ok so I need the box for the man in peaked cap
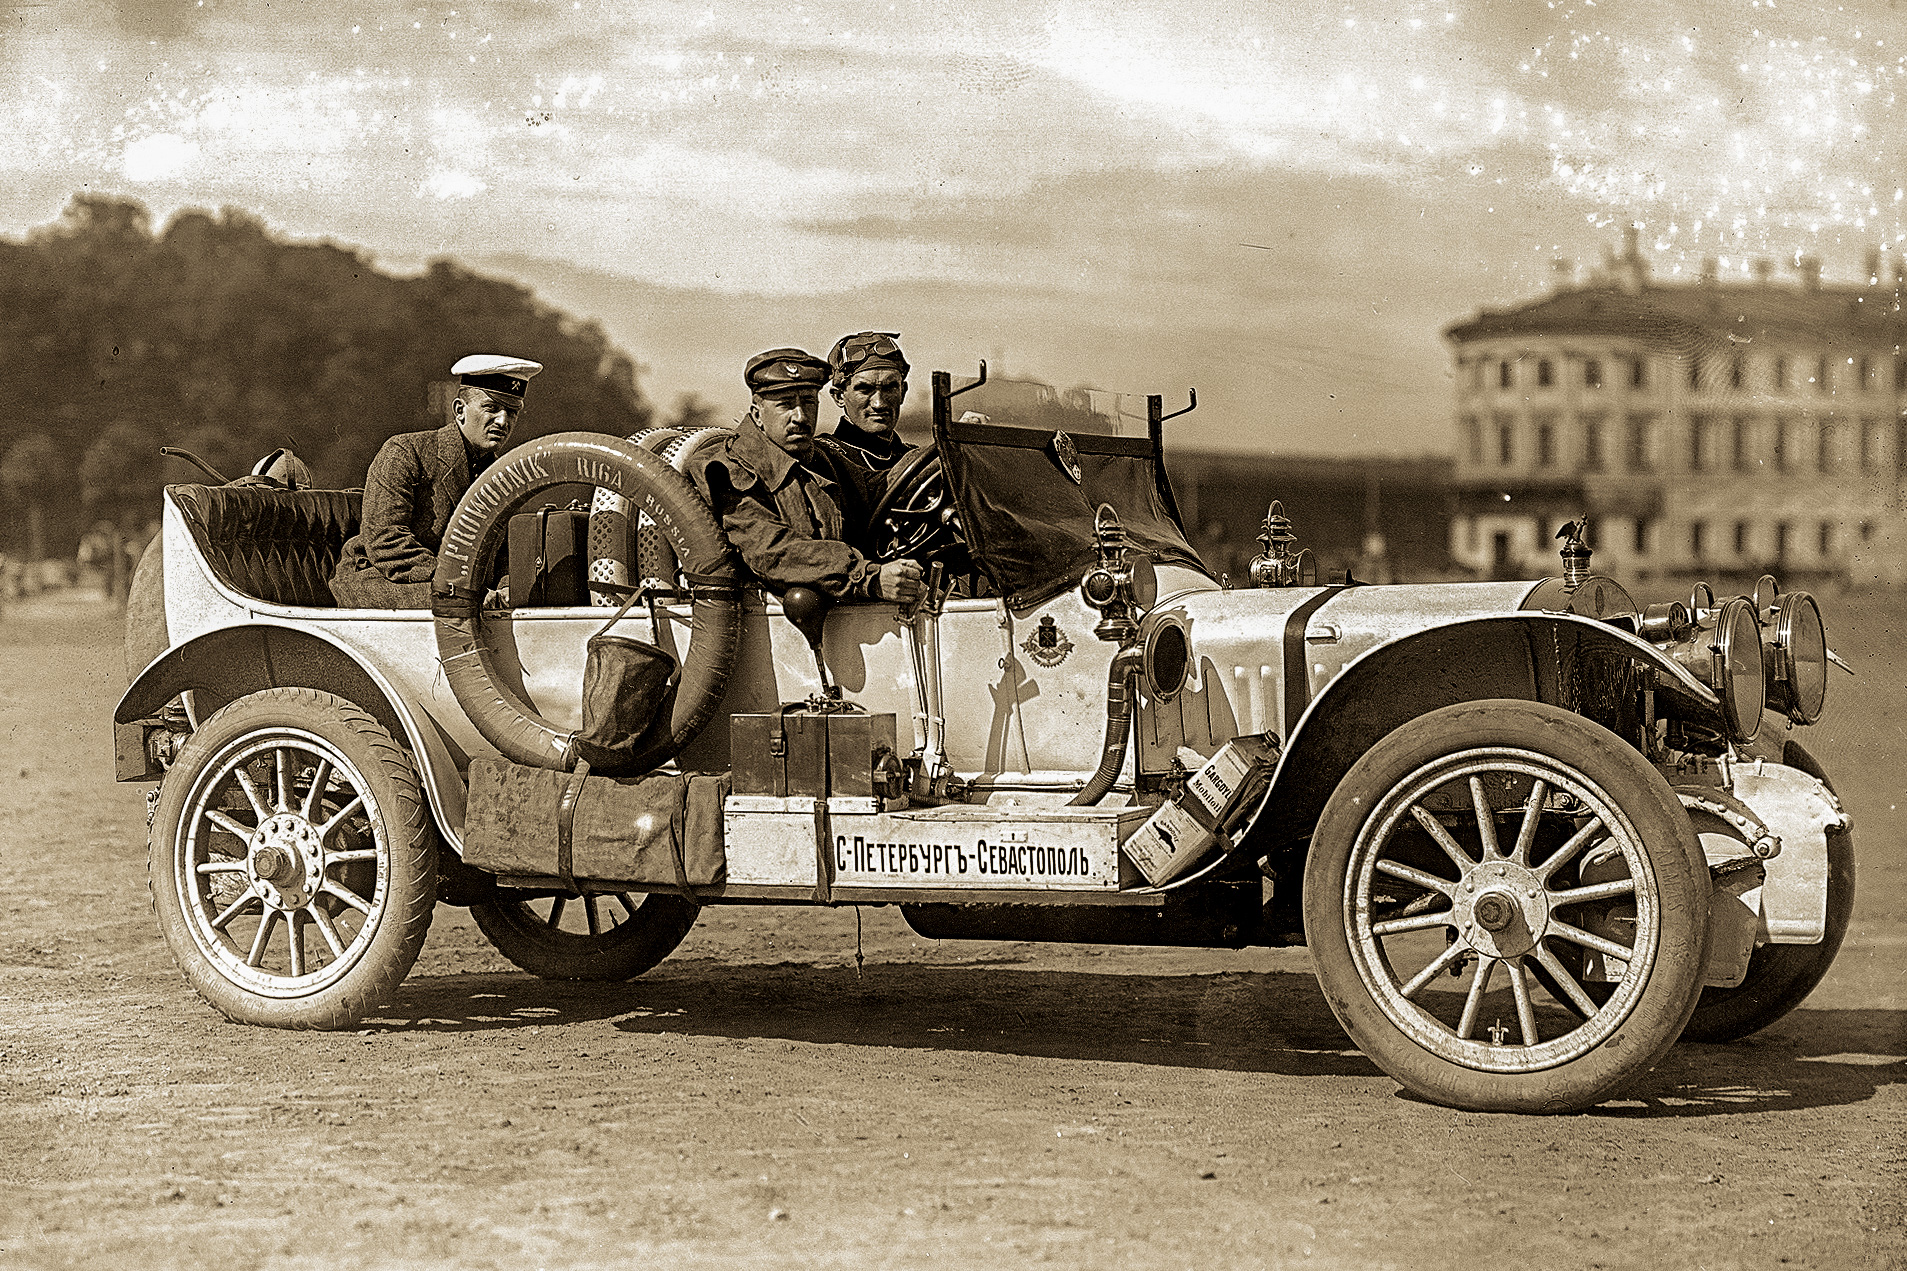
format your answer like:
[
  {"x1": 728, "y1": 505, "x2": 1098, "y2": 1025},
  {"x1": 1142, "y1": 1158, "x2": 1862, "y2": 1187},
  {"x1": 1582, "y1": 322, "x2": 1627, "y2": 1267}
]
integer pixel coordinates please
[
  {"x1": 816, "y1": 330, "x2": 911, "y2": 473},
  {"x1": 329, "y1": 354, "x2": 541, "y2": 608},
  {"x1": 691, "y1": 347, "x2": 923, "y2": 605}
]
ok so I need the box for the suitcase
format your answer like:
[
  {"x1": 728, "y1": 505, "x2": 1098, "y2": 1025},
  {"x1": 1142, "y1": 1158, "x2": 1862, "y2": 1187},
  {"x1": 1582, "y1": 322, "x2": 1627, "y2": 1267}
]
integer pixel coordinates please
[
  {"x1": 729, "y1": 708, "x2": 901, "y2": 799},
  {"x1": 507, "y1": 504, "x2": 590, "y2": 606}
]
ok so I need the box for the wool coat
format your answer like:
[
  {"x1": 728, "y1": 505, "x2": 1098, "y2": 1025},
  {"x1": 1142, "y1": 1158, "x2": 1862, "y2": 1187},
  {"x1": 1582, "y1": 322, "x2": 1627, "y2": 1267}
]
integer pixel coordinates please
[{"x1": 331, "y1": 422, "x2": 490, "y2": 601}]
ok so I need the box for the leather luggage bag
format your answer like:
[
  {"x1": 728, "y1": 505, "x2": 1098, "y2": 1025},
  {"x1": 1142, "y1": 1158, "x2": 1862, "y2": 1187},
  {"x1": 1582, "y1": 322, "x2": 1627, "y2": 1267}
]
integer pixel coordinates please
[
  {"x1": 573, "y1": 586, "x2": 679, "y2": 775},
  {"x1": 507, "y1": 503, "x2": 589, "y2": 606}
]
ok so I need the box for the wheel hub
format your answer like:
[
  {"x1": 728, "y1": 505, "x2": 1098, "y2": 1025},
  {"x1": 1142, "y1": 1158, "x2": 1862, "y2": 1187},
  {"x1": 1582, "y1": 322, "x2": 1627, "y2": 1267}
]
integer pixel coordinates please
[
  {"x1": 248, "y1": 813, "x2": 322, "y2": 910},
  {"x1": 1458, "y1": 860, "x2": 1547, "y2": 959},
  {"x1": 1472, "y1": 891, "x2": 1517, "y2": 931}
]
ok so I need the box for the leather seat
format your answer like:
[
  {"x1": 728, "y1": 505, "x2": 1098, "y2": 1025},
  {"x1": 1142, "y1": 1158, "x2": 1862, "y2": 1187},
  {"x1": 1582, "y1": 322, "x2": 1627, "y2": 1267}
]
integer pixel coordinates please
[{"x1": 169, "y1": 484, "x2": 362, "y2": 609}]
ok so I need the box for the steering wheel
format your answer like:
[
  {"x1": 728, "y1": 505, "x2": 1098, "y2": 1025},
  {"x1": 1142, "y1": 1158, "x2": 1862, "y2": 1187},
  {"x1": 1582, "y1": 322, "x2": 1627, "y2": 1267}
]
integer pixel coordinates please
[{"x1": 867, "y1": 443, "x2": 964, "y2": 565}]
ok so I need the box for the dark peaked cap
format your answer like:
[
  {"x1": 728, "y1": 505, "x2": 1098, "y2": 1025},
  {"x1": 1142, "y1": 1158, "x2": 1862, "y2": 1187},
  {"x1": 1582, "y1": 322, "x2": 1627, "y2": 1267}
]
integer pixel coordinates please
[{"x1": 745, "y1": 348, "x2": 830, "y2": 395}]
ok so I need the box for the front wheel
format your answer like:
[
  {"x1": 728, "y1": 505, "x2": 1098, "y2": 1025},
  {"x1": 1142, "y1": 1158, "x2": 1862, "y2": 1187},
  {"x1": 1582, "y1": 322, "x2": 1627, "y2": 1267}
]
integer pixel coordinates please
[
  {"x1": 1304, "y1": 701, "x2": 1710, "y2": 1113},
  {"x1": 470, "y1": 890, "x2": 698, "y2": 981},
  {"x1": 149, "y1": 688, "x2": 438, "y2": 1029}
]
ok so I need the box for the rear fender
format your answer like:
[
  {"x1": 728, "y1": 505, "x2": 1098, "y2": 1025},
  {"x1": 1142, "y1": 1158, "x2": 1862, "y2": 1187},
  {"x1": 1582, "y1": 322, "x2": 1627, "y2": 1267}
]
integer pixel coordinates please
[
  {"x1": 1241, "y1": 612, "x2": 1719, "y2": 857},
  {"x1": 114, "y1": 623, "x2": 469, "y2": 852}
]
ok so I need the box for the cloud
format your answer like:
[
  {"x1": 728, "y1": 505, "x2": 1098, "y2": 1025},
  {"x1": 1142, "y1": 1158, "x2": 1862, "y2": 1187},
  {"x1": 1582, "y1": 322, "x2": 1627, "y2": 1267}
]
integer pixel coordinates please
[
  {"x1": 423, "y1": 168, "x2": 486, "y2": 200},
  {"x1": 6, "y1": 0, "x2": 1906, "y2": 456},
  {"x1": 122, "y1": 133, "x2": 197, "y2": 182},
  {"x1": 796, "y1": 207, "x2": 1057, "y2": 250}
]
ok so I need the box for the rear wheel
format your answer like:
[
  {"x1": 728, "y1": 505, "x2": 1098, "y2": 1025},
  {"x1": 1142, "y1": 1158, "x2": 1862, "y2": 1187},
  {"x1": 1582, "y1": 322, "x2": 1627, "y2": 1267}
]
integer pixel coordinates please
[
  {"x1": 470, "y1": 890, "x2": 698, "y2": 981},
  {"x1": 149, "y1": 688, "x2": 438, "y2": 1029},
  {"x1": 1305, "y1": 700, "x2": 1709, "y2": 1113}
]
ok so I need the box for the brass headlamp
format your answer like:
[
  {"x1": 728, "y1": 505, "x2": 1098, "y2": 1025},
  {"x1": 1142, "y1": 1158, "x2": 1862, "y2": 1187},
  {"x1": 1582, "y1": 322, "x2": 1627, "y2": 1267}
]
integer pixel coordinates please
[
  {"x1": 1247, "y1": 501, "x2": 1316, "y2": 588},
  {"x1": 1079, "y1": 504, "x2": 1155, "y2": 644}
]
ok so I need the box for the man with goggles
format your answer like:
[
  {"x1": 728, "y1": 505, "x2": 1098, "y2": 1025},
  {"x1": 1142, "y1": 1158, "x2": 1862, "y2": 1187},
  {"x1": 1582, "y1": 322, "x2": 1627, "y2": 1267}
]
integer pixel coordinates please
[
  {"x1": 816, "y1": 330, "x2": 911, "y2": 473},
  {"x1": 692, "y1": 347, "x2": 924, "y2": 606}
]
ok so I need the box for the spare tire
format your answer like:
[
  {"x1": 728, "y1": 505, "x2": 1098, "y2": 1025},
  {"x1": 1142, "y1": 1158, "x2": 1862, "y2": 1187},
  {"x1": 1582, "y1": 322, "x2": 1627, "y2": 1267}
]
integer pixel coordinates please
[{"x1": 431, "y1": 433, "x2": 741, "y2": 774}]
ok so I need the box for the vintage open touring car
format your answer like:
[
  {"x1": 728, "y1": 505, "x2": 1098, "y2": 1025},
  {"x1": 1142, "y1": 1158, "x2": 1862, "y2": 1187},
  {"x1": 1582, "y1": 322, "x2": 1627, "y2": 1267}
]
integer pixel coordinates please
[{"x1": 114, "y1": 365, "x2": 1854, "y2": 1114}]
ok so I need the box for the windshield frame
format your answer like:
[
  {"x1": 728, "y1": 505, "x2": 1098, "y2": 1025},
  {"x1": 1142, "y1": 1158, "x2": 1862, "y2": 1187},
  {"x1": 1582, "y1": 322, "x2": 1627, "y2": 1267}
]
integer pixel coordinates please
[{"x1": 929, "y1": 368, "x2": 1207, "y2": 612}]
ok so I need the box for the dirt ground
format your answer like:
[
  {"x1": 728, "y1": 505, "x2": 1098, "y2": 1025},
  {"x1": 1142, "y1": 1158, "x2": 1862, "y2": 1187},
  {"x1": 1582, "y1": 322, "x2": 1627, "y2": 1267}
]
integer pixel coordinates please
[{"x1": 2, "y1": 590, "x2": 1901, "y2": 1271}]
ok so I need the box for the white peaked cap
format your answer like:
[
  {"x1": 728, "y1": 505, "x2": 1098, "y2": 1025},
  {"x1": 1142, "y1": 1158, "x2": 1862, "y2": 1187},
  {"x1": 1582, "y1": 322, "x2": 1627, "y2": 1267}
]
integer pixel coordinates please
[{"x1": 450, "y1": 354, "x2": 544, "y2": 397}]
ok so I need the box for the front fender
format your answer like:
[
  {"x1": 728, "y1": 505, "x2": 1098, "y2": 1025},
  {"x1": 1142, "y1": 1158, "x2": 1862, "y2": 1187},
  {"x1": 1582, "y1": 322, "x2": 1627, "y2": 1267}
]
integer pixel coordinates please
[
  {"x1": 1242, "y1": 611, "x2": 1720, "y2": 853},
  {"x1": 115, "y1": 623, "x2": 470, "y2": 853}
]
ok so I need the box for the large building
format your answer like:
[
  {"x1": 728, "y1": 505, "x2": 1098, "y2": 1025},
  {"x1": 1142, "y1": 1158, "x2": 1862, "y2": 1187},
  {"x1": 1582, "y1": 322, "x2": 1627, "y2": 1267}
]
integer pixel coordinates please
[{"x1": 1445, "y1": 231, "x2": 1907, "y2": 589}]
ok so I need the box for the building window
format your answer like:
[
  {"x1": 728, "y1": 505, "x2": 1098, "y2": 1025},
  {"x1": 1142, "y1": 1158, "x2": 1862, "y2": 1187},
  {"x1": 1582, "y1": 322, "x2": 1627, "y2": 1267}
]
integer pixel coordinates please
[
  {"x1": 1732, "y1": 416, "x2": 1751, "y2": 470},
  {"x1": 1818, "y1": 421, "x2": 1838, "y2": 473},
  {"x1": 1687, "y1": 356, "x2": 1702, "y2": 390},
  {"x1": 1495, "y1": 413, "x2": 1515, "y2": 465},
  {"x1": 1862, "y1": 519, "x2": 1876, "y2": 544},
  {"x1": 1897, "y1": 356, "x2": 1907, "y2": 391},
  {"x1": 1462, "y1": 415, "x2": 1482, "y2": 465},
  {"x1": 1818, "y1": 521, "x2": 1833, "y2": 557},
  {"x1": 1861, "y1": 419, "x2": 1879, "y2": 472},
  {"x1": 1734, "y1": 521, "x2": 1749, "y2": 555},
  {"x1": 1626, "y1": 414, "x2": 1653, "y2": 472},
  {"x1": 1471, "y1": 359, "x2": 1485, "y2": 391},
  {"x1": 1774, "y1": 417, "x2": 1792, "y2": 471},
  {"x1": 1814, "y1": 355, "x2": 1830, "y2": 392},
  {"x1": 1730, "y1": 354, "x2": 1745, "y2": 388},
  {"x1": 1535, "y1": 415, "x2": 1556, "y2": 467},
  {"x1": 1898, "y1": 420, "x2": 1907, "y2": 476},
  {"x1": 1582, "y1": 414, "x2": 1605, "y2": 472},
  {"x1": 1629, "y1": 357, "x2": 1648, "y2": 389},
  {"x1": 1499, "y1": 360, "x2": 1513, "y2": 390},
  {"x1": 1689, "y1": 414, "x2": 1709, "y2": 472},
  {"x1": 1633, "y1": 518, "x2": 1651, "y2": 555},
  {"x1": 1536, "y1": 358, "x2": 1554, "y2": 388},
  {"x1": 1689, "y1": 520, "x2": 1707, "y2": 560},
  {"x1": 1774, "y1": 357, "x2": 1787, "y2": 390},
  {"x1": 1584, "y1": 359, "x2": 1603, "y2": 389},
  {"x1": 1859, "y1": 355, "x2": 1874, "y2": 389},
  {"x1": 1775, "y1": 521, "x2": 1791, "y2": 563}
]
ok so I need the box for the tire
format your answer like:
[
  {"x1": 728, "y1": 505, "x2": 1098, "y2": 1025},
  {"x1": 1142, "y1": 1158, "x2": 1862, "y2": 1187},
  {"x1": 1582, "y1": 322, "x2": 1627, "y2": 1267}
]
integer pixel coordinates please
[
  {"x1": 148, "y1": 688, "x2": 438, "y2": 1029},
  {"x1": 1304, "y1": 700, "x2": 1710, "y2": 1114},
  {"x1": 1680, "y1": 739, "x2": 1855, "y2": 1042},
  {"x1": 469, "y1": 890, "x2": 697, "y2": 981},
  {"x1": 432, "y1": 433, "x2": 741, "y2": 776}
]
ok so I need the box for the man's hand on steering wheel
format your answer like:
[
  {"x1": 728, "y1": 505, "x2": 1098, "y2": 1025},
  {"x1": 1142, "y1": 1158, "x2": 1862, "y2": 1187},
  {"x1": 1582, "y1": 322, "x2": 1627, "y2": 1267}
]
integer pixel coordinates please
[{"x1": 875, "y1": 559, "x2": 924, "y2": 604}]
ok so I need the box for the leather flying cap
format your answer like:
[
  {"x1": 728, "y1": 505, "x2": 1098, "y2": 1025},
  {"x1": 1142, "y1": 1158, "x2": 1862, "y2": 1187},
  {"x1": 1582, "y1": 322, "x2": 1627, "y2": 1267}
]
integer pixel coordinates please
[
  {"x1": 249, "y1": 447, "x2": 314, "y2": 490},
  {"x1": 451, "y1": 354, "x2": 543, "y2": 399},
  {"x1": 828, "y1": 331, "x2": 908, "y2": 387},
  {"x1": 745, "y1": 348, "x2": 830, "y2": 396}
]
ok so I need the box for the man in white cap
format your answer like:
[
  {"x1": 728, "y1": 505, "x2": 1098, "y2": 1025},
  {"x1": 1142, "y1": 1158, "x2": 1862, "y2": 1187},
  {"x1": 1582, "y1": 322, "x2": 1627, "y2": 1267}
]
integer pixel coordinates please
[{"x1": 329, "y1": 354, "x2": 541, "y2": 608}]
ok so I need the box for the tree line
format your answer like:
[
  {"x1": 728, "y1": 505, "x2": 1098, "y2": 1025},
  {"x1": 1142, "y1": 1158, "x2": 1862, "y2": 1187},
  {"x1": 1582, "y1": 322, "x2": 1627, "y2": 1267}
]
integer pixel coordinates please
[{"x1": 0, "y1": 195, "x2": 668, "y2": 562}]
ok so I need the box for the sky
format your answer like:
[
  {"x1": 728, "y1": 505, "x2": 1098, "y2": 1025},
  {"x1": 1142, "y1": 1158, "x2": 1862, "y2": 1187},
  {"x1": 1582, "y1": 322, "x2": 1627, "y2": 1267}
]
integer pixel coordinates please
[{"x1": 3, "y1": 0, "x2": 1904, "y2": 454}]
